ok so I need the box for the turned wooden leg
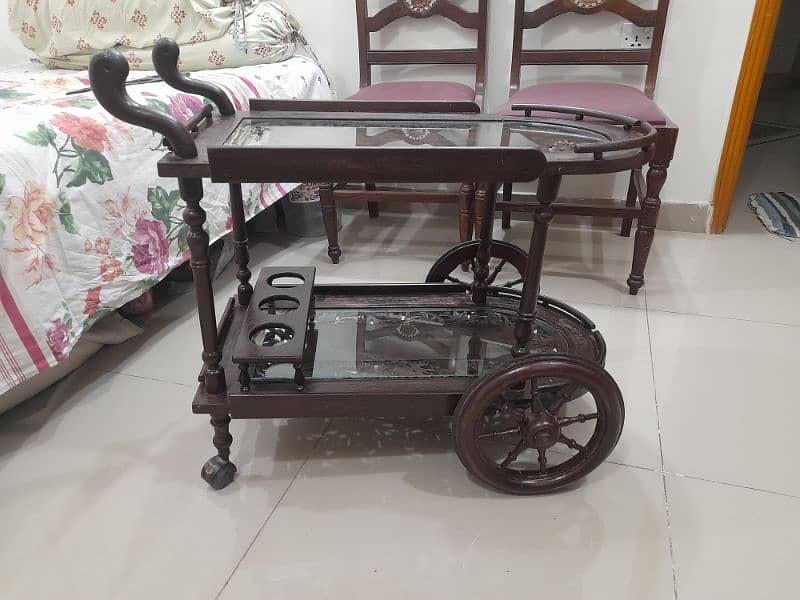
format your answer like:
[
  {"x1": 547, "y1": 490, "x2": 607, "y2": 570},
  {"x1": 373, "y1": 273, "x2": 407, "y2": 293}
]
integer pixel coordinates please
[
  {"x1": 294, "y1": 363, "x2": 305, "y2": 390},
  {"x1": 179, "y1": 178, "x2": 226, "y2": 395},
  {"x1": 228, "y1": 184, "x2": 253, "y2": 306},
  {"x1": 366, "y1": 183, "x2": 379, "y2": 218},
  {"x1": 201, "y1": 414, "x2": 237, "y2": 490},
  {"x1": 628, "y1": 163, "x2": 667, "y2": 296},
  {"x1": 472, "y1": 182, "x2": 497, "y2": 306},
  {"x1": 472, "y1": 183, "x2": 486, "y2": 251},
  {"x1": 319, "y1": 182, "x2": 341, "y2": 264},
  {"x1": 458, "y1": 182, "x2": 476, "y2": 245},
  {"x1": 459, "y1": 182, "x2": 476, "y2": 271},
  {"x1": 627, "y1": 125, "x2": 677, "y2": 295},
  {"x1": 620, "y1": 170, "x2": 638, "y2": 238},
  {"x1": 238, "y1": 363, "x2": 251, "y2": 392},
  {"x1": 502, "y1": 183, "x2": 513, "y2": 230},
  {"x1": 513, "y1": 173, "x2": 562, "y2": 356}
]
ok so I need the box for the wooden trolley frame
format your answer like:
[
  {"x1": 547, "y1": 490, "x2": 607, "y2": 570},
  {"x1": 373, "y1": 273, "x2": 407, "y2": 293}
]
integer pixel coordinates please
[{"x1": 89, "y1": 39, "x2": 657, "y2": 495}]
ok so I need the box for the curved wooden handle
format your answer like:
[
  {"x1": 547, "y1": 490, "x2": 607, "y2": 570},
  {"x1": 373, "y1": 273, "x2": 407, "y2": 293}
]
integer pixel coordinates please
[
  {"x1": 89, "y1": 49, "x2": 198, "y2": 158},
  {"x1": 152, "y1": 38, "x2": 235, "y2": 116},
  {"x1": 510, "y1": 103, "x2": 658, "y2": 156}
]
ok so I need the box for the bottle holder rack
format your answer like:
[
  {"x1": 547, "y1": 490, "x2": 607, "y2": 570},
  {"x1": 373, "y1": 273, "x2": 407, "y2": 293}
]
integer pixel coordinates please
[{"x1": 233, "y1": 266, "x2": 316, "y2": 367}]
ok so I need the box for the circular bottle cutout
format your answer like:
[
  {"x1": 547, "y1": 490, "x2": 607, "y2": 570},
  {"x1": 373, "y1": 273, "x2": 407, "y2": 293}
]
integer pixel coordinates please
[
  {"x1": 268, "y1": 273, "x2": 305, "y2": 288},
  {"x1": 259, "y1": 296, "x2": 300, "y2": 315},
  {"x1": 250, "y1": 324, "x2": 295, "y2": 347}
]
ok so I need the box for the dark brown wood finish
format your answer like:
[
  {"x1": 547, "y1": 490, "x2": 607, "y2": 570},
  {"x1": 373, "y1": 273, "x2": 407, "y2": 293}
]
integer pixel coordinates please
[
  {"x1": 503, "y1": 0, "x2": 677, "y2": 295},
  {"x1": 356, "y1": 0, "x2": 488, "y2": 107},
  {"x1": 87, "y1": 43, "x2": 659, "y2": 494},
  {"x1": 232, "y1": 266, "x2": 316, "y2": 365},
  {"x1": 249, "y1": 99, "x2": 480, "y2": 114},
  {"x1": 510, "y1": 0, "x2": 671, "y2": 97},
  {"x1": 152, "y1": 38, "x2": 235, "y2": 115},
  {"x1": 179, "y1": 177, "x2": 226, "y2": 396},
  {"x1": 319, "y1": 182, "x2": 341, "y2": 264},
  {"x1": 208, "y1": 146, "x2": 549, "y2": 184},
  {"x1": 350, "y1": 0, "x2": 489, "y2": 252},
  {"x1": 228, "y1": 183, "x2": 253, "y2": 306},
  {"x1": 89, "y1": 49, "x2": 199, "y2": 158},
  {"x1": 513, "y1": 172, "x2": 562, "y2": 357},
  {"x1": 627, "y1": 123, "x2": 676, "y2": 294}
]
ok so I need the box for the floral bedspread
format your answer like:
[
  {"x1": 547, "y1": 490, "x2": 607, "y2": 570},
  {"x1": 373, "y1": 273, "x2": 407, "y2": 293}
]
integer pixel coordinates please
[{"x1": 0, "y1": 57, "x2": 332, "y2": 396}]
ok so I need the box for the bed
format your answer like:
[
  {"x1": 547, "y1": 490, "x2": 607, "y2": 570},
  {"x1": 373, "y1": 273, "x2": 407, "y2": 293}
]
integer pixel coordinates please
[{"x1": 0, "y1": 56, "x2": 333, "y2": 408}]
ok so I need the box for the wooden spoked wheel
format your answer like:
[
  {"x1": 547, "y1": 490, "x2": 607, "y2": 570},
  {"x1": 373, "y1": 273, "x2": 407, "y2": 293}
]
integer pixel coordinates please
[
  {"x1": 426, "y1": 241, "x2": 528, "y2": 291},
  {"x1": 454, "y1": 355, "x2": 624, "y2": 495}
]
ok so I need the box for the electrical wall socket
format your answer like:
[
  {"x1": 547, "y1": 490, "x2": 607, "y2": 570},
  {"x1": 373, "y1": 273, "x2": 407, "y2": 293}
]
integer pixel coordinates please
[{"x1": 621, "y1": 22, "x2": 653, "y2": 49}]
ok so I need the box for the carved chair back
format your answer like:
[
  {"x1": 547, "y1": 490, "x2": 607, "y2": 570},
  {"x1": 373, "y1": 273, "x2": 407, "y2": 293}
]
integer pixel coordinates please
[
  {"x1": 356, "y1": 0, "x2": 489, "y2": 105},
  {"x1": 510, "y1": 0, "x2": 671, "y2": 98}
]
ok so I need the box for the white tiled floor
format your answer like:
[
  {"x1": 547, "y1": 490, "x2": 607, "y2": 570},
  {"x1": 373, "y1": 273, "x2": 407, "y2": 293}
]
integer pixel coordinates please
[{"x1": 1, "y1": 138, "x2": 799, "y2": 598}]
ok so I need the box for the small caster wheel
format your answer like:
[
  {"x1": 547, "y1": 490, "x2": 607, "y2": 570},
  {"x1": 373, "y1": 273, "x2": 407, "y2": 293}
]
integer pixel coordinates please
[{"x1": 201, "y1": 456, "x2": 237, "y2": 490}]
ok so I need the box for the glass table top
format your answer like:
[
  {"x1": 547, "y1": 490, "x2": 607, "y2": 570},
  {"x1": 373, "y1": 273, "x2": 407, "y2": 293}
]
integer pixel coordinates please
[{"x1": 225, "y1": 117, "x2": 621, "y2": 155}]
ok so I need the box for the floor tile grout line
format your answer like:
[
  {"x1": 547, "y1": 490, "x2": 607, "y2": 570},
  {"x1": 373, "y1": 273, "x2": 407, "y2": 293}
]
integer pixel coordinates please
[
  {"x1": 214, "y1": 419, "x2": 333, "y2": 600},
  {"x1": 667, "y1": 472, "x2": 800, "y2": 501},
  {"x1": 89, "y1": 364, "x2": 200, "y2": 390},
  {"x1": 644, "y1": 302, "x2": 680, "y2": 600},
  {"x1": 589, "y1": 457, "x2": 800, "y2": 500},
  {"x1": 645, "y1": 306, "x2": 800, "y2": 329}
]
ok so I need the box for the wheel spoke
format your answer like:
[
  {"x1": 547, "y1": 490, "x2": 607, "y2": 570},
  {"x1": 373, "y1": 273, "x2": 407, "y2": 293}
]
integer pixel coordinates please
[
  {"x1": 445, "y1": 275, "x2": 470, "y2": 290},
  {"x1": 500, "y1": 439, "x2": 527, "y2": 469},
  {"x1": 559, "y1": 434, "x2": 586, "y2": 453},
  {"x1": 538, "y1": 448, "x2": 548, "y2": 473},
  {"x1": 478, "y1": 426, "x2": 521, "y2": 440},
  {"x1": 558, "y1": 413, "x2": 599, "y2": 428},
  {"x1": 530, "y1": 377, "x2": 544, "y2": 413},
  {"x1": 486, "y1": 260, "x2": 508, "y2": 285},
  {"x1": 502, "y1": 277, "x2": 524, "y2": 288}
]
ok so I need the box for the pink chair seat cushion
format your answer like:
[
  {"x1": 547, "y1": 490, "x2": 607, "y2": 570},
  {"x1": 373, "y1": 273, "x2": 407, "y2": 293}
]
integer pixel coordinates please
[
  {"x1": 348, "y1": 81, "x2": 476, "y2": 103},
  {"x1": 498, "y1": 82, "x2": 666, "y2": 124}
]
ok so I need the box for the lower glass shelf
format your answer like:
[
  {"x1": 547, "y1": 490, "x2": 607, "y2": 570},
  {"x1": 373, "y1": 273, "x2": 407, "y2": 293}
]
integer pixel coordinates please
[{"x1": 250, "y1": 302, "x2": 600, "y2": 384}]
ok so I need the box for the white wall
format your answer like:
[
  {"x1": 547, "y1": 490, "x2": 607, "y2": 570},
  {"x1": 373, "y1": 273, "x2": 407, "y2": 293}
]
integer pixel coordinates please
[
  {"x1": 0, "y1": 0, "x2": 758, "y2": 214},
  {"x1": 0, "y1": 0, "x2": 32, "y2": 66}
]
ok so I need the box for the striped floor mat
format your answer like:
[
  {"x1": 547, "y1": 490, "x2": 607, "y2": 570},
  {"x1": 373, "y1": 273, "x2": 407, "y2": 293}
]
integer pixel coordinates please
[{"x1": 749, "y1": 192, "x2": 800, "y2": 240}]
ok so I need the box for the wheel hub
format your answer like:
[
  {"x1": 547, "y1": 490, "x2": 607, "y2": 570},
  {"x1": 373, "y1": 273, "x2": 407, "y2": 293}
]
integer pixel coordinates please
[{"x1": 524, "y1": 412, "x2": 561, "y2": 450}]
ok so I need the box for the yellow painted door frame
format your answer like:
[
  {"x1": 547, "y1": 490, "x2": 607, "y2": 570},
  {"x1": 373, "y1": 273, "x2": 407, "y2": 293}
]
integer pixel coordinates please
[{"x1": 710, "y1": 0, "x2": 783, "y2": 234}]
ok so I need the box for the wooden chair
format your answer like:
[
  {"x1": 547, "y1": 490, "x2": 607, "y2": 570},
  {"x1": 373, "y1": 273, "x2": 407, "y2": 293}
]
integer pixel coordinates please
[
  {"x1": 332, "y1": 0, "x2": 488, "y2": 261},
  {"x1": 498, "y1": 0, "x2": 679, "y2": 295}
]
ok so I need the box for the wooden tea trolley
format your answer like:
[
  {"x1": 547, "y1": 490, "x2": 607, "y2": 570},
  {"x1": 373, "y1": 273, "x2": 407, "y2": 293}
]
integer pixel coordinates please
[{"x1": 90, "y1": 40, "x2": 657, "y2": 495}]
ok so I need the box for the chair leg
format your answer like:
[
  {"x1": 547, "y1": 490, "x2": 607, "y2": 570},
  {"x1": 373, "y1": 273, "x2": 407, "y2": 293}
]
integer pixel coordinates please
[
  {"x1": 459, "y1": 182, "x2": 476, "y2": 271},
  {"x1": 319, "y1": 183, "x2": 342, "y2": 264},
  {"x1": 366, "y1": 183, "x2": 379, "y2": 218},
  {"x1": 502, "y1": 182, "x2": 513, "y2": 230},
  {"x1": 620, "y1": 170, "x2": 638, "y2": 238},
  {"x1": 627, "y1": 126, "x2": 677, "y2": 295},
  {"x1": 628, "y1": 162, "x2": 668, "y2": 296}
]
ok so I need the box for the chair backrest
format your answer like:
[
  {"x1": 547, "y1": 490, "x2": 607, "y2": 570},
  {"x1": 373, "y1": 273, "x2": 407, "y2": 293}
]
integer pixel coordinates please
[
  {"x1": 355, "y1": 0, "x2": 489, "y2": 105},
  {"x1": 510, "y1": 0, "x2": 670, "y2": 98}
]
